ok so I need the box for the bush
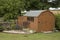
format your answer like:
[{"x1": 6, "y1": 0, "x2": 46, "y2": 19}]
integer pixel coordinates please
[
  {"x1": 11, "y1": 23, "x2": 16, "y2": 30},
  {"x1": 55, "y1": 14, "x2": 60, "y2": 31},
  {"x1": 0, "y1": 26, "x2": 4, "y2": 32},
  {"x1": 11, "y1": 23, "x2": 22, "y2": 30}
]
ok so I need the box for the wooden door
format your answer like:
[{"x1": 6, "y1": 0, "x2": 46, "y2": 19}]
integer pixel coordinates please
[{"x1": 38, "y1": 12, "x2": 55, "y2": 32}]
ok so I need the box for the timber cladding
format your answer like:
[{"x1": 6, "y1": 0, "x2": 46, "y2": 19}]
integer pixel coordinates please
[
  {"x1": 18, "y1": 10, "x2": 55, "y2": 32},
  {"x1": 38, "y1": 11, "x2": 55, "y2": 32}
]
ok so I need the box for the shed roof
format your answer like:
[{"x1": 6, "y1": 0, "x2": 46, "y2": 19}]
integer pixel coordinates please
[{"x1": 24, "y1": 10, "x2": 46, "y2": 17}]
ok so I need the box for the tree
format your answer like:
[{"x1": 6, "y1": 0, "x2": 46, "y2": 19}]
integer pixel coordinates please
[
  {"x1": 23, "y1": 0, "x2": 60, "y2": 10},
  {"x1": 22, "y1": 0, "x2": 51, "y2": 10},
  {"x1": 0, "y1": 0, "x2": 25, "y2": 21}
]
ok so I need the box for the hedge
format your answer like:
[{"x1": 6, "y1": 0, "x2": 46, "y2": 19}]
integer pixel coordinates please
[{"x1": 55, "y1": 14, "x2": 60, "y2": 30}]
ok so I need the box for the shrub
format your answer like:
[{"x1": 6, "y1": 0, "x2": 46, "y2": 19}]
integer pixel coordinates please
[
  {"x1": 11, "y1": 23, "x2": 16, "y2": 30},
  {"x1": 55, "y1": 14, "x2": 60, "y2": 31},
  {"x1": 0, "y1": 26, "x2": 4, "y2": 32},
  {"x1": 10, "y1": 23, "x2": 21, "y2": 30}
]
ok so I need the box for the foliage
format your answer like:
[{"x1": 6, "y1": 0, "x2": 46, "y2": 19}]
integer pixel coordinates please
[
  {"x1": 4, "y1": 20, "x2": 21, "y2": 30},
  {"x1": 0, "y1": 26, "x2": 4, "y2": 30},
  {"x1": 0, "y1": 24, "x2": 4, "y2": 32},
  {"x1": 55, "y1": 14, "x2": 60, "y2": 30},
  {"x1": 23, "y1": 0, "x2": 60, "y2": 10},
  {"x1": 23, "y1": 0, "x2": 51, "y2": 10},
  {"x1": 0, "y1": 0, "x2": 25, "y2": 21},
  {"x1": 10, "y1": 23, "x2": 16, "y2": 30}
]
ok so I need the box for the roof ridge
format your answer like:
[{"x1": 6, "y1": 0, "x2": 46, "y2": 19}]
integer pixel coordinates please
[{"x1": 24, "y1": 10, "x2": 46, "y2": 17}]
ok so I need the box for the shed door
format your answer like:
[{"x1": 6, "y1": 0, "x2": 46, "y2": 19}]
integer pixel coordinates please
[{"x1": 38, "y1": 12, "x2": 55, "y2": 32}]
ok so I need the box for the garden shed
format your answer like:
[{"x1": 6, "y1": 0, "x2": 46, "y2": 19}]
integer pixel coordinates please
[{"x1": 18, "y1": 10, "x2": 55, "y2": 32}]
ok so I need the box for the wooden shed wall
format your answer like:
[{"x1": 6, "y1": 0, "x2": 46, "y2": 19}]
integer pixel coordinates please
[
  {"x1": 17, "y1": 11, "x2": 55, "y2": 32},
  {"x1": 17, "y1": 16, "x2": 27, "y2": 26},
  {"x1": 18, "y1": 16, "x2": 38, "y2": 31},
  {"x1": 38, "y1": 11, "x2": 55, "y2": 32},
  {"x1": 29, "y1": 17, "x2": 38, "y2": 32}
]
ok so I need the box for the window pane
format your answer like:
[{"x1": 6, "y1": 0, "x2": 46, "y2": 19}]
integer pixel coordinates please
[{"x1": 27, "y1": 17, "x2": 34, "y2": 22}]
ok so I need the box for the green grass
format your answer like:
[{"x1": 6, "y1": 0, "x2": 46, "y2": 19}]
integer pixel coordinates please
[{"x1": 0, "y1": 32, "x2": 60, "y2": 40}]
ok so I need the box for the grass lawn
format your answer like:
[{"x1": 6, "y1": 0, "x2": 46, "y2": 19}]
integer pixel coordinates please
[{"x1": 0, "y1": 32, "x2": 60, "y2": 40}]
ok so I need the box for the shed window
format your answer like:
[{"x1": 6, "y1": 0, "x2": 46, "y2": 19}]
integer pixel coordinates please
[{"x1": 27, "y1": 17, "x2": 34, "y2": 22}]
